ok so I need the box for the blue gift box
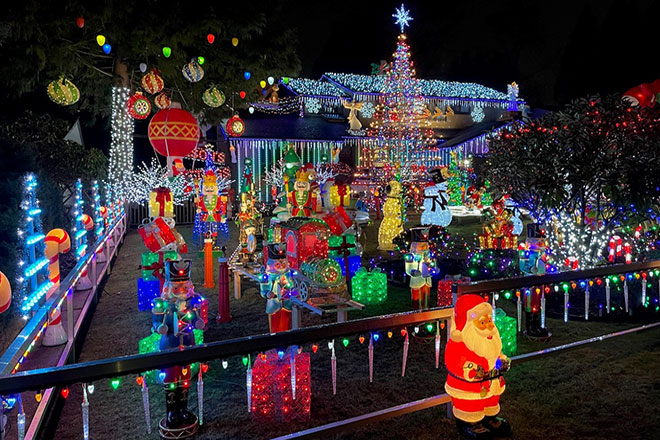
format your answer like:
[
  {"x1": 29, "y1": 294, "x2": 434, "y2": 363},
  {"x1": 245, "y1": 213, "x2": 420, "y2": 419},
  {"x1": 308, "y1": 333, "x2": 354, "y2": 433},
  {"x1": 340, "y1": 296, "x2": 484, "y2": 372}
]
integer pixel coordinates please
[
  {"x1": 334, "y1": 254, "x2": 362, "y2": 278},
  {"x1": 138, "y1": 278, "x2": 160, "y2": 312}
]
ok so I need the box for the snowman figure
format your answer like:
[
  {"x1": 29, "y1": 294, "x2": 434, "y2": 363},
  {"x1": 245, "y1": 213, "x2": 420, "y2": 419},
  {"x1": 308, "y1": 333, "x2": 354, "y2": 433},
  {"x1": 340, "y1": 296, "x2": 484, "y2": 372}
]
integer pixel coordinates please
[
  {"x1": 421, "y1": 168, "x2": 452, "y2": 227},
  {"x1": 505, "y1": 198, "x2": 524, "y2": 236}
]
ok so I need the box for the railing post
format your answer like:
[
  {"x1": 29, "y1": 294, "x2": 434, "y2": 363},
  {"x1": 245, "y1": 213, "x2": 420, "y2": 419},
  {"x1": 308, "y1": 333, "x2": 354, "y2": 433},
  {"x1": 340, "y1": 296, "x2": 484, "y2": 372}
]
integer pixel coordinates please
[{"x1": 66, "y1": 287, "x2": 74, "y2": 359}]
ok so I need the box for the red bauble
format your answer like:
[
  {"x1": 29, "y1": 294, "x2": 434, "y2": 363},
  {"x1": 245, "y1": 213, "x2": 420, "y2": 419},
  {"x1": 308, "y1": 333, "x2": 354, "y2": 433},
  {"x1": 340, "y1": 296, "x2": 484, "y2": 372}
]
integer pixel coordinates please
[
  {"x1": 141, "y1": 68, "x2": 164, "y2": 94},
  {"x1": 127, "y1": 92, "x2": 152, "y2": 119},
  {"x1": 148, "y1": 108, "x2": 200, "y2": 158},
  {"x1": 225, "y1": 115, "x2": 245, "y2": 137}
]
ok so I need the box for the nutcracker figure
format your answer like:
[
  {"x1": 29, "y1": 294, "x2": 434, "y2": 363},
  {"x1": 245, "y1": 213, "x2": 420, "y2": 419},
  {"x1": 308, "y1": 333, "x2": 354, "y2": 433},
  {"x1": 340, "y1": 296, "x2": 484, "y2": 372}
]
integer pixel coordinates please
[
  {"x1": 259, "y1": 244, "x2": 297, "y2": 332},
  {"x1": 404, "y1": 227, "x2": 435, "y2": 309},
  {"x1": 236, "y1": 191, "x2": 262, "y2": 263},
  {"x1": 289, "y1": 169, "x2": 317, "y2": 217},
  {"x1": 195, "y1": 169, "x2": 229, "y2": 247},
  {"x1": 151, "y1": 260, "x2": 205, "y2": 438}
]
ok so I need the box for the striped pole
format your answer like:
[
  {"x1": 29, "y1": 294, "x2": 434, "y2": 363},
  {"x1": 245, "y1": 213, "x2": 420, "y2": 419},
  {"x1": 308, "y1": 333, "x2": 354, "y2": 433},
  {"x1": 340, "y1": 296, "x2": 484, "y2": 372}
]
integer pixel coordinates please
[{"x1": 43, "y1": 229, "x2": 70, "y2": 347}]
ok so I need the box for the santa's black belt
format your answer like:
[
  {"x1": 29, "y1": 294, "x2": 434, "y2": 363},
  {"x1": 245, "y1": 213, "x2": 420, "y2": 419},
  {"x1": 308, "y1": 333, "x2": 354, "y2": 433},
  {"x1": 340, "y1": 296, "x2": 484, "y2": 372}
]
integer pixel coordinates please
[{"x1": 446, "y1": 369, "x2": 504, "y2": 383}]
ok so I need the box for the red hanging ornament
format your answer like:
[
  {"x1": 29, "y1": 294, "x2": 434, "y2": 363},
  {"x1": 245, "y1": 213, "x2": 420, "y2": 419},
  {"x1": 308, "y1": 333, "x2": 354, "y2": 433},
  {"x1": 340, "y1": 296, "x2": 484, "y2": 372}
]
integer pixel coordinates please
[
  {"x1": 141, "y1": 68, "x2": 164, "y2": 94},
  {"x1": 148, "y1": 108, "x2": 200, "y2": 163},
  {"x1": 127, "y1": 92, "x2": 152, "y2": 119},
  {"x1": 225, "y1": 115, "x2": 245, "y2": 137}
]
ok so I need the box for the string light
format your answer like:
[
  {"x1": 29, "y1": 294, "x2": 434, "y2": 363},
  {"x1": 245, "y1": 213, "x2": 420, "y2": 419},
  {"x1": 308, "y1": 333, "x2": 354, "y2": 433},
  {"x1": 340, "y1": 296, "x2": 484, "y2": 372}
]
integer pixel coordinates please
[{"x1": 108, "y1": 87, "x2": 135, "y2": 190}]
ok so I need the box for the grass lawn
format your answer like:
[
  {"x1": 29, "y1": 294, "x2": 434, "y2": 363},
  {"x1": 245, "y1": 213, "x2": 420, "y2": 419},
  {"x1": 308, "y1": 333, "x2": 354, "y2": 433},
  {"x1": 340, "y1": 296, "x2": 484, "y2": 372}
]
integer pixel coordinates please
[{"x1": 13, "y1": 220, "x2": 660, "y2": 440}]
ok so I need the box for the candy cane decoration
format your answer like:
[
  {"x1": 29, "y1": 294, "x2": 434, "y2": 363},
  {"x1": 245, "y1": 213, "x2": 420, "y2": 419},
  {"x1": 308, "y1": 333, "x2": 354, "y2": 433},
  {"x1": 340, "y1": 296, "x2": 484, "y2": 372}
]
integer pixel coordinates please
[
  {"x1": 42, "y1": 229, "x2": 70, "y2": 347},
  {"x1": 608, "y1": 236, "x2": 622, "y2": 262},
  {"x1": 624, "y1": 278, "x2": 629, "y2": 314},
  {"x1": 96, "y1": 206, "x2": 109, "y2": 263},
  {"x1": 0, "y1": 271, "x2": 11, "y2": 315},
  {"x1": 76, "y1": 214, "x2": 95, "y2": 290},
  {"x1": 605, "y1": 278, "x2": 611, "y2": 313},
  {"x1": 623, "y1": 242, "x2": 632, "y2": 264},
  {"x1": 642, "y1": 273, "x2": 647, "y2": 307}
]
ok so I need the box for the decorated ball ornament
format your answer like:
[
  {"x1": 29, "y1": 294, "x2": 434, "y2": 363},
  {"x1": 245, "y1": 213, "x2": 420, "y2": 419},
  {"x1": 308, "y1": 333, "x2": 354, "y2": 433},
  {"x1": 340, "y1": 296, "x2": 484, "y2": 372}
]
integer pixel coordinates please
[
  {"x1": 182, "y1": 58, "x2": 204, "y2": 83},
  {"x1": 141, "y1": 69, "x2": 164, "y2": 94},
  {"x1": 127, "y1": 92, "x2": 152, "y2": 119},
  {"x1": 202, "y1": 87, "x2": 225, "y2": 108},
  {"x1": 0, "y1": 271, "x2": 11, "y2": 314},
  {"x1": 154, "y1": 92, "x2": 171, "y2": 109},
  {"x1": 148, "y1": 108, "x2": 200, "y2": 172},
  {"x1": 226, "y1": 115, "x2": 245, "y2": 137},
  {"x1": 47, "y1": 77, "x2": 80, "y2": 106}
]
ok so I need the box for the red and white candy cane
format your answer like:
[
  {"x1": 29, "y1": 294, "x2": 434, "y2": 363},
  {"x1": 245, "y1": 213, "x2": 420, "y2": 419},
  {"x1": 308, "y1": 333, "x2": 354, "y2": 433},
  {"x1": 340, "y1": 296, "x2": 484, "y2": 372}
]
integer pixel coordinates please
[
  {"x1": 77, "y1": 214, "x2": 95, "y2": 290},
  {"x1": 43, "y1": 229, "x2": 71, "y2": 347},
  {"x1": 608, "y1": 235, "x2": 622, "y2": 263},
  {"x1": 564, "y1": 256, "x2": 579, "y2": 270},
  {"x1": 624, "y1": 242, "x2": 632, "y2": 264},
  {"x1": 96, "y1": 207, "x2": 110, "y2": 263}
]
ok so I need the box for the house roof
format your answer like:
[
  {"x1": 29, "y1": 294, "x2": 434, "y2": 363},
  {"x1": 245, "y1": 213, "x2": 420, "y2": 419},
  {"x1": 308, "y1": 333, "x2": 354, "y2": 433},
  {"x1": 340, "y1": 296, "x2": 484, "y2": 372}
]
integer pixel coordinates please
[{"x1": 221, "y1": 113, "x2": 351, "y2": 141}]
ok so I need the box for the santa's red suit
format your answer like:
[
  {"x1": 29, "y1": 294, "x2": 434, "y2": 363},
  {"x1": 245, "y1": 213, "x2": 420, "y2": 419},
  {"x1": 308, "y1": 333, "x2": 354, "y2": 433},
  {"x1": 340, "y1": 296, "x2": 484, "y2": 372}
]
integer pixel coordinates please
[{"x1": 445, "y1": 294, "x2": 508, "y2": 423}]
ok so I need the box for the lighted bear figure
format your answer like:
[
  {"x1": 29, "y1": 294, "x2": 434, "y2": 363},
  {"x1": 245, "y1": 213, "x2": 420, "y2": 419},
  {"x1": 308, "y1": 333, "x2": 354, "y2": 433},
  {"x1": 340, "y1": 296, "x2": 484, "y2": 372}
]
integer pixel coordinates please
[
  {"x1": 378, "y1": 180, "x2": 404, "y2": 251},
  {"x1": 421, "y1": 168, "x2": 452, "y2": 227}
]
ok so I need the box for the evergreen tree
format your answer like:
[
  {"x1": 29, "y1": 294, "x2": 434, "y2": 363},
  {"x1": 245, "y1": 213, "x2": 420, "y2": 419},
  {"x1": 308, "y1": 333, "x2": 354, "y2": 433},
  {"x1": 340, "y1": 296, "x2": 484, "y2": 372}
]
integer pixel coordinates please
[
  {"x1": 367, "y1": 31, "x2": 434, "y2": 167},
  {"x1": 446, "y1": 151, "x2": 465, "y2": 205}
]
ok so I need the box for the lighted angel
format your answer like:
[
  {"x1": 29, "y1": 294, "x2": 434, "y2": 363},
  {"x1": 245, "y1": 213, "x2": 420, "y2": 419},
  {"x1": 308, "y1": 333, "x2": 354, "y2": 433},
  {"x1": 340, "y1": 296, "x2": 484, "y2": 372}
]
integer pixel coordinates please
[{"x1": 342, "y1": 99, "x2": 364, "y2": 131}]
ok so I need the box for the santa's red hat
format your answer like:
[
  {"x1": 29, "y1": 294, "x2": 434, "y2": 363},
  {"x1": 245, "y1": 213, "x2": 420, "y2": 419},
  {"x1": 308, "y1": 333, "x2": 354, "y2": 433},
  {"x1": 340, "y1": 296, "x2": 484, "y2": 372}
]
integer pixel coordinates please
[{"x1": 450, "y1": 294, "x2": 492, "y2": 341}]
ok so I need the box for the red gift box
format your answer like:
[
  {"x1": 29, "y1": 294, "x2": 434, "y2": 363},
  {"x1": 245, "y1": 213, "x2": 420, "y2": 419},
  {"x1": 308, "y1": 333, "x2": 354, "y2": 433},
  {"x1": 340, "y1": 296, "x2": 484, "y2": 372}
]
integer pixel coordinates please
[
  {"x1": 437, "y1": 276, "x2": 471, "y2": 307},
  {"x1": 251, "y1": 348, "x2": 311, "y2": 423},
  {"x1": 322, "y1": 207, "x2": 352, "y2": 235},
  {"x1": 138, "y1": 217, "x2": 177, "y2": 252}
]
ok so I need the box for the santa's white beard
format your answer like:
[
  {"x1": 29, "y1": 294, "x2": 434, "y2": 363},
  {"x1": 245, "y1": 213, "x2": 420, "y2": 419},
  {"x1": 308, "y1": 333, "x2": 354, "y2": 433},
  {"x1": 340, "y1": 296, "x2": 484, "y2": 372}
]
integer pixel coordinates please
[{"x1": 461, "y1": 321, "x2": 502, "y2": 369}]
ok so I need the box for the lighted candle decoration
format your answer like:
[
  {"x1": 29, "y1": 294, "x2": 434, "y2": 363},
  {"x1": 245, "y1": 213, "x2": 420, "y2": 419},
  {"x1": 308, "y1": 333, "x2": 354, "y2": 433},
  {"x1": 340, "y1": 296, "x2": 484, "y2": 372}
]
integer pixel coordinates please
[{"x1": 351, "y1": 267, "x2": 387, "y2": 305}]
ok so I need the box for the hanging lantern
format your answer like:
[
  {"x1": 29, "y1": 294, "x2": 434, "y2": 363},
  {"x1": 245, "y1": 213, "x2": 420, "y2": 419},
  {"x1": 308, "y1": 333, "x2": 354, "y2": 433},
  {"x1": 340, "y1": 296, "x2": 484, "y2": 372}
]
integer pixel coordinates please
[
  {"x1": 154, "y1": 93, "x2": 171, "y2": 109},
  {"x1": 182, "y1": 58, "x2": 204, "y2": 83},
  {"x1": 127, "y1": 92, "x2": 152, "y2": 119},
  {"x1": 47, "y1": 77, "x2": 80, "y2": 106},
  {"x1": 226, "y1": 115, "x2": 245, "y2": 137},
  {"x1": 141, "y1": 69, "x2": 164, "y2": 94},
  {"x1": 202, "y1": 87, "x2": 225, "y2": 108},
  {"x1": 148, "y1": 108, "x2": 200, "y2": 172}
]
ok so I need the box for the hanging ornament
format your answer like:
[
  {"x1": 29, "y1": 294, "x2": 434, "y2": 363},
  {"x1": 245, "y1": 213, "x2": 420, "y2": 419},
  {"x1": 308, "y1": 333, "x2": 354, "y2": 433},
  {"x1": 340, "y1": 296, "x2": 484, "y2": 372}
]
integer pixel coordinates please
[
  {"x1": 162, "y1": 46, "x2": 172, "y2": 58},
  {"x1": 127, "y1": 92, "x2": 152, "y2": 119},
  {"x1": 76, "y1": 17, "x2": 85, "y2": 28},
  {"x1": 207, "y1": 33, "x2": 215, "y2": 44},
  {"x1": 232, "y1": 37, "x2": 239, "y2": 46},
  {"x1": 202, "y1": 87, "x2": 225, "y2": 108},
  {"x1": 197, "y1": 56, "x2": 205, "y2": 65},
  {"x1": 225, "y1": 115, "x2": 245, "y2": 137},
  {"x1": 153, "y1": 92, "x2": 171, "y2": 109},
  {"x1": 182, "y1": 58, "x2": 204, "y2": 83},
  {"x1": 248, "y1": 106, "x2": 255, "y2": 114},
  {"x1": 47, "y1": 77, "x2": 80, "y2": 106},
  {"x1": 141, "y1": 69, "x2": 164, "y2": 94},
  {"x1": 243, "y1": 71, "x2": 251, "y2": 80},
  {"x1": 401, "y1": 328, "x2": 409, "y2": 377},
  {"x1": 139, "y1": 63, "x2": 148, "y2": 73},
  {"x1": 102, "y1": 43, "x2": 111, "y2": 54},
  {"x1": 96, "y1": 35, "x2": 105, "y2": 46},
  {"x1": 368, "y1": 333, "x2": 374, "y2": 383}
]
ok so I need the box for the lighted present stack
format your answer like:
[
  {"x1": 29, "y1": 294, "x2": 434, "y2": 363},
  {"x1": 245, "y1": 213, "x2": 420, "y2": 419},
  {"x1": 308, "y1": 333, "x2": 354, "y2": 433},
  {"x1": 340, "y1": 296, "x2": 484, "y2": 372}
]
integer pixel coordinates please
[
  {"x1": 250, "y1": 347, "x2": 311, "y2": 423},
  {"x1": 478, "y1": 197, "x2": 518, "y2": 249},
  {"x1": 137, "y1": 187, "x2": 187, "y2": 311},
  {"x1": 325, "y1": 207, "x2": 360, "y2": 277},
  {"x1": 351, "y1": 267, "x2": 387, "y2": 304}
]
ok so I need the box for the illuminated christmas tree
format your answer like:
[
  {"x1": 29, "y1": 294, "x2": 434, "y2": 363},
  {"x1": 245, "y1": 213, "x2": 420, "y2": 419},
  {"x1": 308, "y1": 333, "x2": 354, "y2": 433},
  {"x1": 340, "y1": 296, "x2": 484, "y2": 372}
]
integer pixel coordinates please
[
  {"x1": 368, "y1": 5, "x2": 434, "y2": 167},
  {"x1": 446, "y1": 151, "x2": 466, "y2": 206}
]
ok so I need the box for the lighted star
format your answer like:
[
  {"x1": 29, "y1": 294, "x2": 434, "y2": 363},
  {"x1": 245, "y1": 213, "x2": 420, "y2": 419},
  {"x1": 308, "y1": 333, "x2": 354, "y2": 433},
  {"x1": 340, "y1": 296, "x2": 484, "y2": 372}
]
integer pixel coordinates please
[{"x1": 392, "y1": 4, "x2": 413, "y2": 33}]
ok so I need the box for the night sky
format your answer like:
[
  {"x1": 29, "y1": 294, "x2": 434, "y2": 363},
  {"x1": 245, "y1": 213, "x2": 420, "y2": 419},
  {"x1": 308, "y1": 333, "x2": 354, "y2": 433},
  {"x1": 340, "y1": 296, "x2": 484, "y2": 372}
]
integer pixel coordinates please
[{"x1": 289, "y1": 0, "x2": 659, "y2": 108}]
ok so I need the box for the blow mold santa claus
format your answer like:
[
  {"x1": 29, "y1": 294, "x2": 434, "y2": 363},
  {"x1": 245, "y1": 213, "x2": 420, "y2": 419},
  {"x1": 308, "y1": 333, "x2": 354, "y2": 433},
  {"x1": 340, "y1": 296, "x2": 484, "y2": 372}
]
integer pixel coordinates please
[{"x1": 445, "y1": 294, "x2": 512, "y2": 439}]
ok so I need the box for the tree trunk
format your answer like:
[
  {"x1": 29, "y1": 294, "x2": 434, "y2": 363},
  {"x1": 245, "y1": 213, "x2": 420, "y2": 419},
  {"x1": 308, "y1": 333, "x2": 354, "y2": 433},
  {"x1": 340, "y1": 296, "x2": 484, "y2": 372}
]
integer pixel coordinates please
[{"x1": 114, "y1": 58, "x2": 129, "y2": 87}]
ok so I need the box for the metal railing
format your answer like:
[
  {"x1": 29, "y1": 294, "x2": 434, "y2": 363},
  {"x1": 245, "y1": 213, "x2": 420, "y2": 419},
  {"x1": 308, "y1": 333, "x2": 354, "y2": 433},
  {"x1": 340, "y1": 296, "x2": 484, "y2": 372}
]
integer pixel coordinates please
[
  {"x1": 127, "y1": 199, "x2": 197, "y2": 227},
  {"x1": 0, "y1": 213, "x2": 127, "y2": 440}
]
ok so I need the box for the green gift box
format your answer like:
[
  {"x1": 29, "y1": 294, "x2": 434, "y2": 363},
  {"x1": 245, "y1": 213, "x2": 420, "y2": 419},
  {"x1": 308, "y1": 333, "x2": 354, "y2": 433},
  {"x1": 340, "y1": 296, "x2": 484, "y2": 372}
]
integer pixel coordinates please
[
  {"x1": 494, "y1": 308, "x2": 517, "y2": 356},
  {"x1": 328, "y1": 234, "x2": 357, "y2": 258},
  {"x1": 351, "y1": 266, "x2": 387, "y2": 305},
  {"x1": 141, "y1": 251, "x2": 178, "y2": 280}
]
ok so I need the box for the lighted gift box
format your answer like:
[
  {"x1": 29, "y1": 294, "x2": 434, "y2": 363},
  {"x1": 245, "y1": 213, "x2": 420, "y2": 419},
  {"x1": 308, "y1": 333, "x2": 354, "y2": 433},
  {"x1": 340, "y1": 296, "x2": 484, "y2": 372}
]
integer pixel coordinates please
[
  {"x1": 141, "y1": 251, "x2": 179, "y2": 280},
  {"x1": 334, "y1": 254, "x2": 361, "y2": 277},
  {"x1": 138, "y1": 329, "x2": 203, "y2": 385},
  {"x1": 328, "y1": 234, "x2": 357, "y2": 258},
  {"x1": 478, "y1": 234, "x2": 518, "y2": 250},
  {"x1": 437, "y1": 276, "x2": 470, "y2": 308},
  {"x1": 351, "y1": 267, "x2": 387, "y2": 304},
  {"x1": 137, "y1": 278, "x2": 160, "y2": 311},
  {"x1": 251, "y1": 348, "x2": 311, "y2": 423},
  {"x1": 149, "y1": 187, "x2": 174, "y2": 218},
  {"x1": 330, "y1": 184, "x2": 350, "y2": 208},
  {"x1": 494, "y1": 308, "x2": 517, "y2": 356}
]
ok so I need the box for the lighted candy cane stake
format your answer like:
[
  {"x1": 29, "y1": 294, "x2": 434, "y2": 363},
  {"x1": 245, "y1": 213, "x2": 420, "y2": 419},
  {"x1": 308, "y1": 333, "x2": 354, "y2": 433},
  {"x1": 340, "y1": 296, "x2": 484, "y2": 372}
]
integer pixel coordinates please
[
  {"x1": 563, "y1": 284, "x2": 569, "y2": 322},
  {"x1": 434, "y1": 323, "x2": 441, "y2": 369},
  {"x1": 136, "y1": 376, "x2": 151, "y2": 434},
  {"x1": 585, "y1": 282, "x2": 590, "y2": 320},
  {"x1": 42, "y1": 229, "x2": 70, "y2": 347},
  {"x1": 290, "y1": 349, "x2": 296, "y2": 400},
  {"x1": 81, "y1": 384, "x2": 89, "y2": 440},
  {"x1": 540, "y1": 288, "x2": 546, "y2": 328}
]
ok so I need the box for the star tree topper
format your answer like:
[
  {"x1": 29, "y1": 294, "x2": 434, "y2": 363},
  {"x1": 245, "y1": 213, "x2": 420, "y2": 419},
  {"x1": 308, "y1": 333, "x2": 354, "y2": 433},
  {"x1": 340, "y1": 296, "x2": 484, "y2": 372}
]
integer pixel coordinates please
[{"x1": 393, "y1": 4, "x2": 413, "y2": 33}]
